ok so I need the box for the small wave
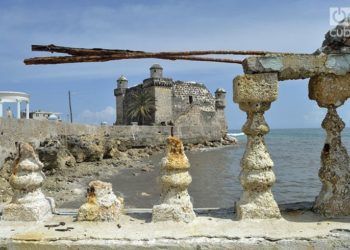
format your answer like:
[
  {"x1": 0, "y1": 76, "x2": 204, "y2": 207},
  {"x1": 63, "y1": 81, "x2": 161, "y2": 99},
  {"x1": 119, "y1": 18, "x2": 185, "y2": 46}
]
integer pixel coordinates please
[{"x1": 228, "y1": 132, "x2": 245, "y2": 137}]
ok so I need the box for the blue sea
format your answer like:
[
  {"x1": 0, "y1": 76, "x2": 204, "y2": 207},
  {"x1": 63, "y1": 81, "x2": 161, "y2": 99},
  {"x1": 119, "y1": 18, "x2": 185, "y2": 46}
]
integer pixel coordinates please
[{"x1": 105, "y1": 128, "x2": 350, "y2": 208}]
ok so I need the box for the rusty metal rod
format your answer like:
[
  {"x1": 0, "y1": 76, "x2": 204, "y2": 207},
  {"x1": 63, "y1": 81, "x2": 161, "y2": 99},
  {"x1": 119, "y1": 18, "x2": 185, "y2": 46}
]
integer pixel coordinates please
[
  {"x1": 24, "y1": 54, "x2": 243, "y2": 65},
  {"x1": 30, "y1": 44, "x2": 302, "y2": 56}
]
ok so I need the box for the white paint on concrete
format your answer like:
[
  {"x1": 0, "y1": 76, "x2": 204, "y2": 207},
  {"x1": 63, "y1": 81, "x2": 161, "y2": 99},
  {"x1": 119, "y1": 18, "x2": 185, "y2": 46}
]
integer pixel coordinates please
[{"x1": 0, "y1": 210, "x2": 349, "y2": 249}]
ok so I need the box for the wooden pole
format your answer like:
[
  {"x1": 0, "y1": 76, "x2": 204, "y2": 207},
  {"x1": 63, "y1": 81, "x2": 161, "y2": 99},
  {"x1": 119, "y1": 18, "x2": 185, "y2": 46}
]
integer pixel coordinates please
[{"x1": 68, "y1": 91, "x2": 73, "y2": 123}]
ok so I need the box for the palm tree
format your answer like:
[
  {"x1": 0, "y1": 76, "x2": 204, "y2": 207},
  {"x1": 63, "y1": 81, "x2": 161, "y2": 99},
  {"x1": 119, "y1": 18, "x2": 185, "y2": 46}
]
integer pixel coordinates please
[{"x1": 126, "y1": 91, "x2": 156, "y2": 125}]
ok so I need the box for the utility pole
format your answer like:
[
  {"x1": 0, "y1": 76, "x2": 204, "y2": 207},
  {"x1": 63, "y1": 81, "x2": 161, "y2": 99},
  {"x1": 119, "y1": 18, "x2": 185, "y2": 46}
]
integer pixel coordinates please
[{"x1": 68, "y1": 91, "x2": 73, "y2": 123}]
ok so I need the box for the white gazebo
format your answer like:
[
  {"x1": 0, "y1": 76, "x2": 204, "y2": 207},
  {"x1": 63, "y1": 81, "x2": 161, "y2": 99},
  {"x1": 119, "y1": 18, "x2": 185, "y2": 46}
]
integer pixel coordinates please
[{"x1": 0, "y1": 91, "x2": 30, "y2": 119}]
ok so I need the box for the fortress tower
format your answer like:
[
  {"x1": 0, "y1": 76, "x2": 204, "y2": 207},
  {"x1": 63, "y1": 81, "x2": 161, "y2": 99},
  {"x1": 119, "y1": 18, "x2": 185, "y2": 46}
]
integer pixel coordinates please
[
  {"x1": 150, "y1": 64, "x2": 163, "y2": 78},
  {"x1": 215, "y1": 88, "x2": 226, "y2": 110},
  {"x1": 215, "y1": 88, "x2": 227, "y2": 134},
  {"x1": 114, "y1": 75, "x2": 128, "y2": 125}
]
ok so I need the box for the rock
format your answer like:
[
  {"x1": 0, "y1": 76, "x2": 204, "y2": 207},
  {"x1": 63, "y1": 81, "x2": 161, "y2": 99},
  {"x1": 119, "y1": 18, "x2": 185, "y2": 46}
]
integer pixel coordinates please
[
  {"x1": 37, "y1": 138, "x2": 76, "y2": 173},
  {"x1": 117, "y1": 140, "x2": 132, "y2": 152},
  {"x1": 127, "y1": 149, "x2": 139, "y2": 158},
  {"x1": 141, "y1": 166, "x2": 153, "y2": 172},
  {"x1": 152, "y1": 136, "x2": 196, "y2": 223},
  {"x1": 103, "y1": 138, "x2": 122, "y2": 159},
  {"x1": 104, "y1": 147, "x2": 120, "y2": 159},
  {"x1": 66, "y1": 135, "x2": 104, "y2": 163},
  {"x1": 77, "y1": 180, "x2": 124, "y2": 222},
  {"x1": 72, "y1": 188, "x2": 84, "y2": 195},
  {"x1": 0, "y1": 177, "x2": 12, "y2": 203},
  {"x1": 2, "y1": 142, "x2": 55, "y2": 221},
  {"x1": 224, "y1": 135, "x2": 238, "y2": 145},
  {"x1": 204, "y1": 141, "x2": 213, "y2": 147},
  {"x1": 141, "y1": 192, "x2": 150, "y2": 197}
]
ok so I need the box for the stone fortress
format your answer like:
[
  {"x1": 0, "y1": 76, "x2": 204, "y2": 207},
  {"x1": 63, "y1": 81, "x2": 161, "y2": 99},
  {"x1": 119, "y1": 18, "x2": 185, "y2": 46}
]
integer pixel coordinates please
[{"x1": 114, "y1": 64, "x2": 227, "y2": 134}]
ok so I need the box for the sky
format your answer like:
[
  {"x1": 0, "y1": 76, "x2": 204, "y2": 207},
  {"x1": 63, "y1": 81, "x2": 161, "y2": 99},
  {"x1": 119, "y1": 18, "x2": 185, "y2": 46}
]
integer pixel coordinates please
[{"x1": 0, "y1": 0, "x2": 349, "y2": 129}]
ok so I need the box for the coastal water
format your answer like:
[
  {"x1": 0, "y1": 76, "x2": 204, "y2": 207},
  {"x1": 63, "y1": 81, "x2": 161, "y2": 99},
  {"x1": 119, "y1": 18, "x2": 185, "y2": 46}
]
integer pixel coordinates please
[{"x1": 108, "y1": 128, "x2": 350, "y2": 209}]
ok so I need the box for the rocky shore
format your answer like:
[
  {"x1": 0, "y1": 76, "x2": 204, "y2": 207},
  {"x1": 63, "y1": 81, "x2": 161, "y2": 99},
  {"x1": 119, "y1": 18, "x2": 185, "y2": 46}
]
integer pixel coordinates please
[{"x1": 0, "y1": 134, "x2": 237, "y2": 207}]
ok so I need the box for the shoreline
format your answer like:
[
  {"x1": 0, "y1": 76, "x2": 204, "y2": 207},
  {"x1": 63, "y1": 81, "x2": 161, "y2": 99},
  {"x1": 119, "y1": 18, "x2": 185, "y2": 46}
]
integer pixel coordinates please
[{"x1": 0, "y1": 140, "x2": 238, "y2": 208}]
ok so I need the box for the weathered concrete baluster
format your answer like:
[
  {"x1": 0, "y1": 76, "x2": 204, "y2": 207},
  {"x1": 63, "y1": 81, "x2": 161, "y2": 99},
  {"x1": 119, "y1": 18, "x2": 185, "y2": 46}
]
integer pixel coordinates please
[
  {"x1": 309, "y1": 74, "x2": 350, "y2": 217},
  {"x1": 152, "y1": 136, "x2": 196, "y2": 223},
  {"x1": 233, "y1": 73, "x2": 281, "y2": 219},
  {"x1": 77, "y1": 180, "x2": 124, "y2": 222},
  {"x1": 3, "y1": 142, "x2": 55, "y2": 221}
]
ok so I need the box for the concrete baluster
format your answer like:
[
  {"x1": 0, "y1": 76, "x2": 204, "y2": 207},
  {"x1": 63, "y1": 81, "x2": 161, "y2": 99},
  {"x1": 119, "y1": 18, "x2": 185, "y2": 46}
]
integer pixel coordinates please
[
  {"x1": 233, "y1": 73, "x2": 281, "y2": 219},
  {"x1": 309, "y1": 74, "x2": 350, "y2": 217}
]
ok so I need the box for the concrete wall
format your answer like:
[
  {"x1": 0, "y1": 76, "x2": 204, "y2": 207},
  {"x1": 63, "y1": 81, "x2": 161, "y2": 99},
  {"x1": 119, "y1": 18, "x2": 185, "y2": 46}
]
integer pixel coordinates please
[{"x1": 0, "y1": 118, "x2": 225, "y2": 167}]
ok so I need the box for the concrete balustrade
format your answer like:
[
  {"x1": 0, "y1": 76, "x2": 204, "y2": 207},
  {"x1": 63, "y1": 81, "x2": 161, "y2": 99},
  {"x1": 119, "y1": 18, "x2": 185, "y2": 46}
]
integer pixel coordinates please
[
  {"x1": 232, "y1": 58, "x2": 350, "y2": 219},
  {"x1": 243, "y1": 54, "x2": 350, "y2": 80}
]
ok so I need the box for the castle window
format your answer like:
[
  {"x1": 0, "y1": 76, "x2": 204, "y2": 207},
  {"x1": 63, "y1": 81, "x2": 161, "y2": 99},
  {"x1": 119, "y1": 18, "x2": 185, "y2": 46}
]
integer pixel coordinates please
[{"x1": 189, "y1": 96, "x2": 193, "y2": 104}]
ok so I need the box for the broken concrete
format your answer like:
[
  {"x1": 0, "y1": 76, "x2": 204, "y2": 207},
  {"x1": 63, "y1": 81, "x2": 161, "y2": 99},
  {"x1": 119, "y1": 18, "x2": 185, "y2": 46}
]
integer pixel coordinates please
[
  {"x1": 313, "y1": 107, "x2": 350, "y2": 217},
  {"x1": 233, "y1": 73, "x2": 281, "y2": 219},
  {"x1": 152, "y1": 136, "x2": 196, "y2": 223},
  {"x1": 2, "y1": 143, "x2": 55, "y2": 221},
  {"x1": 308, "y1": 74, "x2": 350, "y2": 217},
  {"x1": 77, "y1": 180, "x2": 124, "y2": 222},
  {"x1": 309, "y1": 73, "x2": 350, "y2": 107},
  {"x1": 243, "y1": 54, "x2": 350, "y2": 80},
  {"x1": 233, "y1": 73, "x2": 278, "y2": 103}
]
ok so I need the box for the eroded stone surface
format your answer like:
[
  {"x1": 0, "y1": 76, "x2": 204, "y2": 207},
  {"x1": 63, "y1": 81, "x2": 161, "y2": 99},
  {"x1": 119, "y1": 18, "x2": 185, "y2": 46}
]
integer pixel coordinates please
[
  {"x1": 2, "y1": 143, "x2": 55, "y2": 221},
  {"x1": 152, "y1": 136, "x2": 196, "y2": 223},
  {"x1": 77, "y1": 180, "x2": 124, "y2": 222},
  {"x1": 234, "y1": 74, "x2": 281, "y2": 219},
  {"x1": 308, "y1": 74, "x2": 350, "y2": 217},
  {"x1": 309, "y1": 73, "x2": 350, "y2": 107},
  {"x1": 243, "y1": 54, "x2": 350, "y2": 80},
  {"x1": 233, "y1": 73, "x2": 278, "y2": 103},
  {"x1": 313, "y1": 107, "x2": 350, "y2": 217}
]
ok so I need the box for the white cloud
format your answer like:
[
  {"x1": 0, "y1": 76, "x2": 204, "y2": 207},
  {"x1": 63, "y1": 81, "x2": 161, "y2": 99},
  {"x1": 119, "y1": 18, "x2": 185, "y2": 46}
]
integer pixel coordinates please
[{"x1": 77, "y1": 106, "x2": 115, "y2": 125}]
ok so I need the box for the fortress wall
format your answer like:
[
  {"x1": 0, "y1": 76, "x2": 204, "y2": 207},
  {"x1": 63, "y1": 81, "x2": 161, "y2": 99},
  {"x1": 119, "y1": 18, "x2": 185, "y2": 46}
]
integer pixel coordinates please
[
  {"x1": 172, "y1": 83, "x2": 215, "y2": 119},
  {"x1": 0, "y1": 118, "x2": 224, "y2": 166},
  {"x1": 154, "y1": 86, "x2": 173, "y2": 124}
]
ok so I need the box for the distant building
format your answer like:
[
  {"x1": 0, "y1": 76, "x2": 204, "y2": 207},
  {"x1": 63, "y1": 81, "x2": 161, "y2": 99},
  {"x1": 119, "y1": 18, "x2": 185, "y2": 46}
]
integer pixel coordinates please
[
  {"x1": 28, "y1": 110, "x2": 61, "y2": 121},
  {"x1": 114, "y1": 64, "x2": 227, "y2": 134}
]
